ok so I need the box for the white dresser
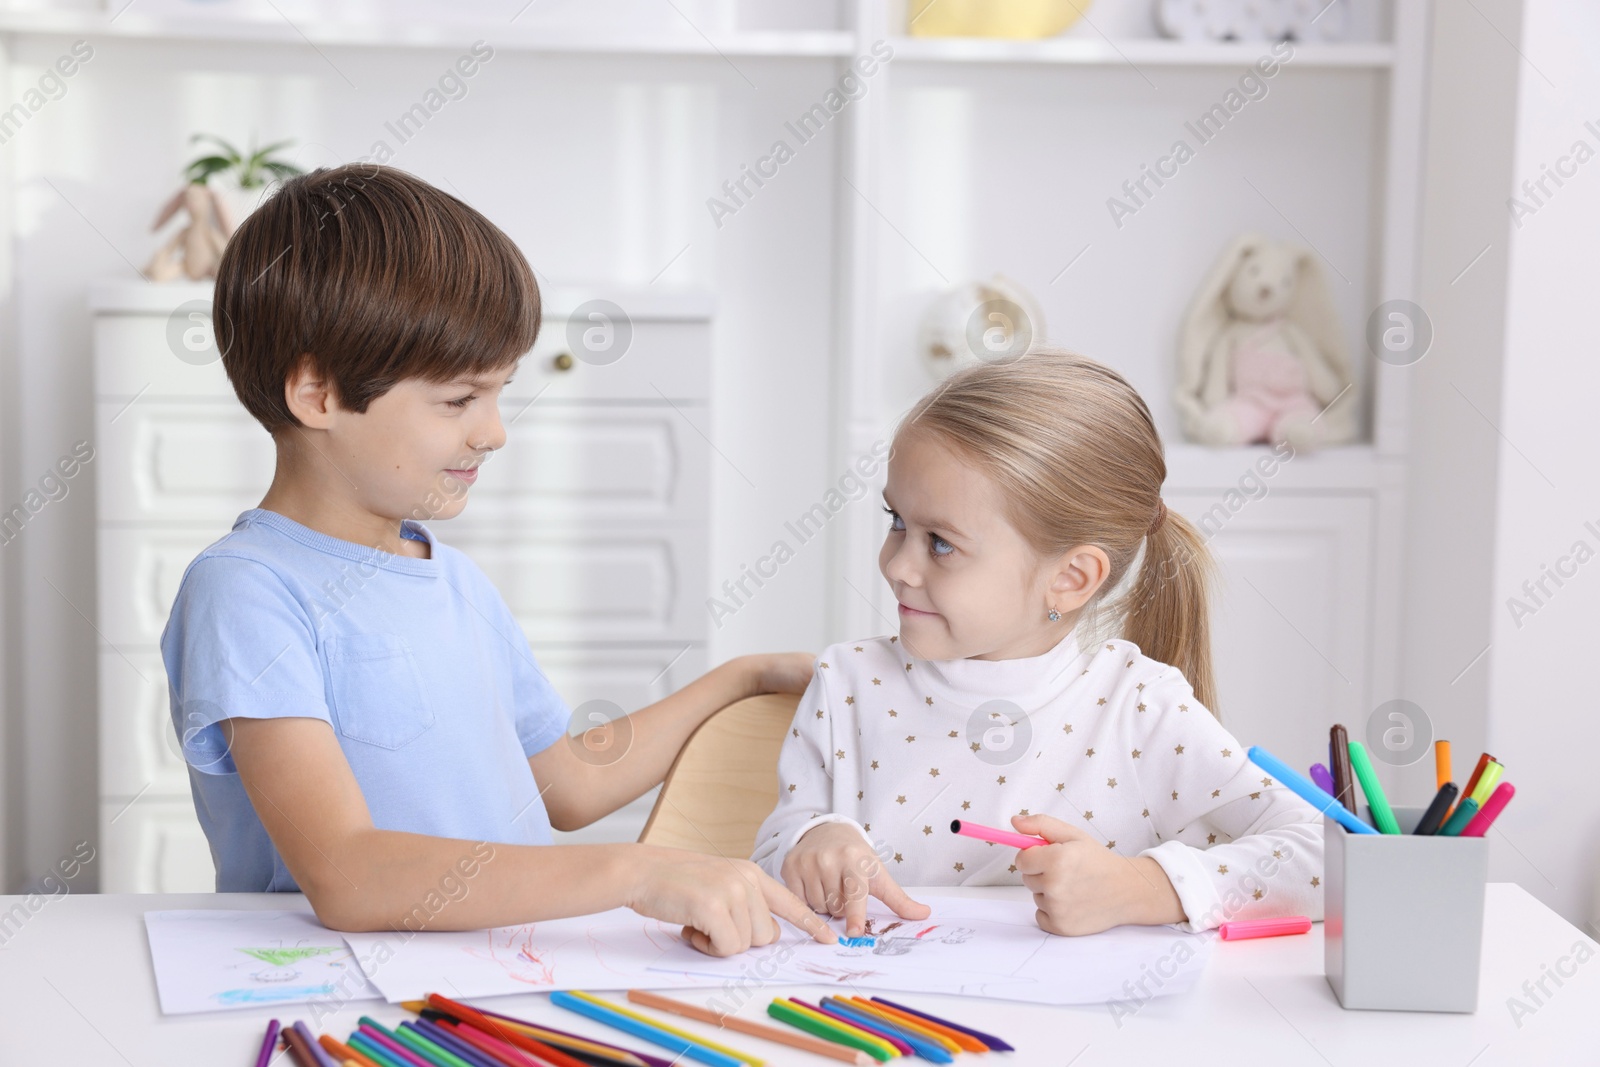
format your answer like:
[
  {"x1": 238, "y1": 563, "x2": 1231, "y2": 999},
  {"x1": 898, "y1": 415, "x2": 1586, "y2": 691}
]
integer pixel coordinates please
[{"x1": 92, "y1": 280, "x2": 714, "y2": 892}]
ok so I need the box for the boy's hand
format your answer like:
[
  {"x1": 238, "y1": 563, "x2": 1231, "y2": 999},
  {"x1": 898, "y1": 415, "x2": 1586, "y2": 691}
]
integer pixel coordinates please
[
  {"x1": 781, "y1": 822, "x2": 931, "y2": 938},
  {"x1": 1012, "y1": 814, "x2": 1185, "y2": 935},
  {"x1": 629, "y1": 847, "x2": 837, "y2": 957}
]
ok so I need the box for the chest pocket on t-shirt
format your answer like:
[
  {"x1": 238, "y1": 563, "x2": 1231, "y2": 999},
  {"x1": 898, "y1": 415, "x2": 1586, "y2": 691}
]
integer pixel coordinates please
[{"x1": 325, "y1": 633, "x2": 435, "y2": 749}]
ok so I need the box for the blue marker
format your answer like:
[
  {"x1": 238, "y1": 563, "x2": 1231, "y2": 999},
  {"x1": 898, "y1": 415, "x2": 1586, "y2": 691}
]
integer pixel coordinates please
[{"x1": 1247, "y1": 745, "x2": 1378, "y2": 834}]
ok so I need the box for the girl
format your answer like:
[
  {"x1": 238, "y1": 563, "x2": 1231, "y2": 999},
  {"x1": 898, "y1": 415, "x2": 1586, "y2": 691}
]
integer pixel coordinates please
[{"x1": 752, "y1": 349, "x2": 1323, "y2": 938}]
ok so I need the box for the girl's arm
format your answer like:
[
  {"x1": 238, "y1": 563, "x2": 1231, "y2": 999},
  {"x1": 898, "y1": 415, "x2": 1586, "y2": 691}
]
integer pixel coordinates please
[
  {"x1": 748, "y1": 661, "x2": 872, "y2": 880},
  {"x1": 225, "y1": 714, "x2": 836, "y2": 955},
  {"x1": 1130, "y1": 670, "x2": 1325, "y2": 932},
  {"x1": 530, "y1": 652, "x2": 815, "y2": 831}
]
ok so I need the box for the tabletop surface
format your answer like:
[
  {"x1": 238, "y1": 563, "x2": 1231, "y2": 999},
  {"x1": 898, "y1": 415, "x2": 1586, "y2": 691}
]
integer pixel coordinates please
[{"x1": 0, "y1": 884, "x2": 1595, "y2": 1066}]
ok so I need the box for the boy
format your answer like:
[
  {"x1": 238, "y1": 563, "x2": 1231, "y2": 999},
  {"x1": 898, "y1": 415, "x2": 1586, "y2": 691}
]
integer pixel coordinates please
[{"x1": 160, "y1": 164, "x2": 833, "y2": 956}]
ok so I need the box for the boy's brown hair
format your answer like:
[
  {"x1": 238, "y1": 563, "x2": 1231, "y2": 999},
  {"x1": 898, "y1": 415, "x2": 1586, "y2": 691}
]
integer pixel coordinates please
[{"x1": 213, "y1": 164, "x2": 540, "y2": 433}]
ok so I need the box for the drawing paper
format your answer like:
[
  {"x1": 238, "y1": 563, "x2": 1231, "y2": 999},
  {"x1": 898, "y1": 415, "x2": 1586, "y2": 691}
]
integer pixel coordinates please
[{"x1": 144, "y1": 910, "x2": 382, "y2": 1016}]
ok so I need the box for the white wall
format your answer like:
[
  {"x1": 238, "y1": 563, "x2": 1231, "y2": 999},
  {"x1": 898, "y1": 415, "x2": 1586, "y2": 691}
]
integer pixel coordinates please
[{"x1": 1408, "y1": 0, "x2": 1600, "y2": 931}]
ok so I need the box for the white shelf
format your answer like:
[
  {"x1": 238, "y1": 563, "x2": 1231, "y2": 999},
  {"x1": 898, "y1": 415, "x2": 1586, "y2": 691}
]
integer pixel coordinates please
[
  {"x1": 0, "y1": 12, "x2": 855, "y2": 56},
  {"x1": 1166, "y1": 444, "x2": 1386, "y2": 492},
  {"x1": 888, "y1": 35, "x2": 1396, "y2": 68},
  {"x1": 0, "y1": 12, "x2": 1392, "y2": 66}
]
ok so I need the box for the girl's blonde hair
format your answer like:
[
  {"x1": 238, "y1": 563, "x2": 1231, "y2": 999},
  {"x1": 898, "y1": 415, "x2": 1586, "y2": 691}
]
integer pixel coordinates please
[{"x1": 898, "y1": 347, "x2": 1219, "y2": 712}]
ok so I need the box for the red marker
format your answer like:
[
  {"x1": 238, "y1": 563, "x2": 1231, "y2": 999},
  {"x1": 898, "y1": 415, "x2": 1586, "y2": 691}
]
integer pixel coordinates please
[
  {"x1": 1218, "y1": 916, "x2": 1312, "y2": 941},
  {"x1": 1460, "y1": 781, "x2": 1514, "y2": 837},
  {"x1": 949, "y1": 819, "x2": 1048, "y2": 849}
]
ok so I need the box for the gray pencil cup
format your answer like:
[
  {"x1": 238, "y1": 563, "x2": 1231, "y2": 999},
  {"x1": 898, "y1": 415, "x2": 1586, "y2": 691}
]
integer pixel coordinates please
[{"x1": 1324, "y1": 805, "x2": 1489, "y2": 1012}]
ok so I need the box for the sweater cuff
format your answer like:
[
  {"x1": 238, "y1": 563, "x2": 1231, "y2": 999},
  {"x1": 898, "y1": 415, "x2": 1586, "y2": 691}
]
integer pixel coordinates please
[
  {"x1": 1140, "y1": 839, "x2": 1225, "y2": 933},
  {"x1": 769, "y1": 814, "x2": 875, "y2": 878}
]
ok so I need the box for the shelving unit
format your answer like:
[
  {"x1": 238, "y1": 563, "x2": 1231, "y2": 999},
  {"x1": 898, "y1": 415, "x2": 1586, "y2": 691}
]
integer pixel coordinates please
[{"x1": 0, "y1": 0, "x2": 1431, "y2": 888}]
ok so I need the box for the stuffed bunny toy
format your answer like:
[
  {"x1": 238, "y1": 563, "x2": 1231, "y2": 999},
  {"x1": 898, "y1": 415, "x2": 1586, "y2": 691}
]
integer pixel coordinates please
[
  {"x1": 145, "y1": 182, "x2": 235, "y2": 282},
  {"x1": 1175, "y1": 233, "x2": 1356, "y2": 450}
]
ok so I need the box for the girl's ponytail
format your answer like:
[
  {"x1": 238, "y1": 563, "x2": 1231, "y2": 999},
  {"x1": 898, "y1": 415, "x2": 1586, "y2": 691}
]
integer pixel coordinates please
[{"x1": 1121, "y1": 503, "x2": 1218, "y2": 713}]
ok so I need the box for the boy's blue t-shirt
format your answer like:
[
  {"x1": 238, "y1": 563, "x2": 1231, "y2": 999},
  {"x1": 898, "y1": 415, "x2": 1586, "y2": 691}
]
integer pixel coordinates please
[{"x1": 159, "y1": 508, "x2": 571, "y2": 892}]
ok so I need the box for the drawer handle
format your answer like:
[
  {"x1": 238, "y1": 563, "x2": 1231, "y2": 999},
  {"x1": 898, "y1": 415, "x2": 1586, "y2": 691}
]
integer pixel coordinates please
[{"x1": 551, "y1": 352, "x2": 575, "y2": 372}]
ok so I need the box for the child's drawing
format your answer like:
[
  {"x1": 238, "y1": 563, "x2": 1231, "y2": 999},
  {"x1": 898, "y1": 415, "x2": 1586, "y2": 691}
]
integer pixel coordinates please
[
  {"x1": 214, "y1": 939, "x2": 368, "y2": 1006},
  {"x1": 145, "y1": 910, "x2": 383, "y2": 1016},
  {"x1": 465, "y1": 925, "x2": 556, "y2": 987}
]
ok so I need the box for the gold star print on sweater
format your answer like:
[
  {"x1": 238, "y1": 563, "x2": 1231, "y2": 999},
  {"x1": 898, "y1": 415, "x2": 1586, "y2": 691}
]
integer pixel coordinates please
[{"x1": 749, "y1": 630, "x2": 1325, "y2": 933}]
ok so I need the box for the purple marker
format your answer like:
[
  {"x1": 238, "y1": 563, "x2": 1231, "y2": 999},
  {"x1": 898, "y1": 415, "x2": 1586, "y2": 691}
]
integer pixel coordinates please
[{"x1": 1310, "y1": 763, "x2": 1336, "y2": 796}]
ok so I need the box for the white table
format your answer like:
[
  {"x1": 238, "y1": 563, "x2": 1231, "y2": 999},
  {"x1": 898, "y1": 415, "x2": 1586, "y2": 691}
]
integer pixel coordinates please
[{"x1": 0, "y1": 885, "x2": 1595, "y2": 1065}]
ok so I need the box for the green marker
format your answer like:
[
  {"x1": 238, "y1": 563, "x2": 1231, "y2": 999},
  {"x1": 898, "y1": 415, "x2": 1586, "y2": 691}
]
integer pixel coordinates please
[
  {"x1": 768, "y1": 1000, "x2": 893, "y2": 1062},
  {"x1": 1347, "y1": 741, "x2": 1401, "y2": 834},
  {"x1": 1439, "y1": 796, "x2": 1480, "y2": 836}
]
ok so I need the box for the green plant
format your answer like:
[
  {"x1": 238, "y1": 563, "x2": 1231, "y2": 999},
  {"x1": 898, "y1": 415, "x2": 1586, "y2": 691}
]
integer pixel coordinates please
[{"x1": 183, "y1": 133, "x2": 305, "y2": 189}]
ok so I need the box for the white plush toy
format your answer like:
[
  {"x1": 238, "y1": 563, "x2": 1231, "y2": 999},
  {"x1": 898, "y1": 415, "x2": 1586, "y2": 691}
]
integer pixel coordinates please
[
  {"x1": 917, "y1": 273, "x2": 1046, "y2": 379},
  {"x1": 1175, "y1": 233, "x2": 1356, "y2": 450}
]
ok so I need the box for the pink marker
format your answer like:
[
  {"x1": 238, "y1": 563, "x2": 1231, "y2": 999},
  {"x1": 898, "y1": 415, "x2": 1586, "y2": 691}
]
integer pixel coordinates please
[
  {"x1": 949, "y1": 819, "x2": 1048, "y2": 849},
  {"x1": 1460, "y1": 781, "x2": 1514, "y2": 837},
  {"x1": 1218, "y1": 916, "x2": 1312, "y2": 941}
]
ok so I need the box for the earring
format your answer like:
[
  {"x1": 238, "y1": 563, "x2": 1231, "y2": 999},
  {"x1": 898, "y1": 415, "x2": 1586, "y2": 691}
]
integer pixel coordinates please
[{"x1": 1047, "y1": 608, "x2": 1061, "y2": 622}]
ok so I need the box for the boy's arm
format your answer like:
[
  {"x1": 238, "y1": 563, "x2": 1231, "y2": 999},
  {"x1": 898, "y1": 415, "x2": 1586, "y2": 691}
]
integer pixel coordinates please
[
  {"x1": 530, "y1": 652, "x2": 814, "y2": 831},
  {"x1": 226, "y1": 714, "x2": 835, "y2": 954}
]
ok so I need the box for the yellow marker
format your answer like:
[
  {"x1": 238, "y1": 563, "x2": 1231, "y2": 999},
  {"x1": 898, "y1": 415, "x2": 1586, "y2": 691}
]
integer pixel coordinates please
[
  {"x1": 777, "y1": 998, "x2": 899, "y2": 1058},
  {"x1": 569, "y1": 991, "x2": 765, "y2": 1066},
  {"x1": 1470, "y1": 761, "x2": 1505, "y2": 806}
]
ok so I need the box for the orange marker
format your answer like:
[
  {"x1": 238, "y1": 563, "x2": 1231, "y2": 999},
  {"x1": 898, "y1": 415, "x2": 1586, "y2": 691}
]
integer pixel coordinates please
[
  {"x1": 1435, "y1": 740, "x2": 1452, "y2": 791},
  {"x1": 840, "y1": 997, "x2": 968, "y2": 1052},
  {"x1": 318, "y1": 1035, "x2": 382, "y2": 1067}
]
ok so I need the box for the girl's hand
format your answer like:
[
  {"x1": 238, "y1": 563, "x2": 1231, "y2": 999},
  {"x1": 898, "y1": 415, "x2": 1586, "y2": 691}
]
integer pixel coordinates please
[
  {"x1": 1012, "y1": 814, "x2": 1186, "y2": 935},
  {"x1": 628, "y1": 846, "x2": 838, "y2": 957},
  {"x1": 782, "y1": 822, "x2": 931, "y2": 937},
  {"x1": 741, "y1": 652, "x2": 818, "y2": 697}
]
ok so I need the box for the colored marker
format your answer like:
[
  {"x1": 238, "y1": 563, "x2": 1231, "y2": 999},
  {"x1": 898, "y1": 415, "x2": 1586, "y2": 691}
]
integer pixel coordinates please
[
  {"x1": 1435, "y1": 740, "x2": 1452, "y2": 791},
  {"x1": 426, "y1": 995, "x2": 593, "y2": 1067},
  {"x1": 1439, "y1": 797, "x2": 1480, "y2": 837},
  {"x1": 821, "y1": 999, "x2": 952, "y2": 1063},
  {"x1": 565, "y1": 991, "x2": 758, "y2": 1067},
  {"x1": 406, "y1": 1024, "x2": 504, "y2": 1067},
  {"x1": 255, "y1": 1020, "x2": 282, "y2": 1067},
  {"x1": 347, "y1": 1033, "x2": 410, "y2": 1067},
  {"x1": 1469, "y1": 760, "x2": 1505, "y2": 807},
  {"x1": 813, "y1": 1001, "x2": 913, "y2": 1057},
  {"x1": 281, "y1": 1026, "x2": 326, "y2": 1067},
  {"x1": 1245, "y1": 746, "x2": 1378, "y2": 834},
  {"x1": 1330, "y1": 724, "x2": 1356, "y2": 814},
  {"x1": 949, "y1": 819, "x2": 1048, "y2": 849},
  {"x1": 358, "y1": 1021, "x2": 436, "y2": 1067},
  {"x1": 1218, "y1": 916, "x2": 1312, "y2": 941},
  {"x1": 395, "y1": 1023, "x2": 479, "y2": 1067},
  {"x1": 416, "y1": 1004, "x2": 659, "y2": 1066},
  {"x1": 768, "y1": 1000, "x2": 892, "y2": 1062},
  {"x1": 1309, "y1": 763, "x2": 1336, "y2": 796},
  {"x1": 842, "y1": 998, "x2": 980, "y2": 1053},
  {"x1": 1413, "y1": 782, "x2": 1459, "y2": 836},
  {"x1": 1346, "y1": 741, "x2": 1401, "y2": 834},
  {"x1": 1461, "y1": 782, "x2": 1515, "y2": 837},
  {"x1": 870, "y1": 997, "x2": 1013, "y2": 1052},
  {"x1": 319, "y1": 1036, "x2": 385, "y2": 1067},
  {"x1": 1461, "y1": 751, "x2": 1496, "y2": 802},
  {"x1": 295, "y1": 1022, "x2": 342, "y2": 1067},
  {"x1": 626, "y1": 990, "x2": 873, "y2": 1065},
  {"x1": 551, "y1": 991, "x2": 746, "y2": 1067}
]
